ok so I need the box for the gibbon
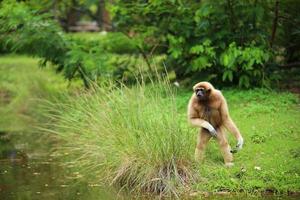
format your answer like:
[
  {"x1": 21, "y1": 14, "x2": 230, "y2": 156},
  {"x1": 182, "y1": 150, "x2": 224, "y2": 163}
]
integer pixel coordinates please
[{"x1": 187, "y1": 82, "x2": 243, "y2": 167}]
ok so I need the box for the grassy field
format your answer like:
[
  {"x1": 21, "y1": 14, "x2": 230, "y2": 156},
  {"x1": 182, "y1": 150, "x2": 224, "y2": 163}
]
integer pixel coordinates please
[
  {"x1": 0, "y1": 55, "x2": 299, "y2": 198},
  {"x1": 0, "y1": 55, "x2": 70, "y2": 132}
]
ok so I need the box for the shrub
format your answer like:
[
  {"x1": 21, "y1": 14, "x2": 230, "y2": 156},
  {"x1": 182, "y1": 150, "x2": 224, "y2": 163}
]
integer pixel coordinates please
[
  {"x1": 109, "y1": 0, "x2": 278, "y2": 87},
  {"x1": 43, "y1": 80, "x2": 195, "y2": 196},
  {"x1": 68, "y1": 32, "x2": 139, "y2": 54},
  {"x1": 65, "y1": 32, "x2": 167, "y2": 83},
  {"x1": 220, "y1": 42, "x2": 271, "y2": 87},
  {"x1": 0, "y1": 1, "x2": 82, "y2": 84},
  {"x1": 0, "y1": 1, "x2": 165, "y2": 88}
]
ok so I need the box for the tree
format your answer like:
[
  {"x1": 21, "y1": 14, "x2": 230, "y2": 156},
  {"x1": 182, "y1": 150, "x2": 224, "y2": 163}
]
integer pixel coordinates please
[
  {"x1": 0, "y1": 1, "x2": 91, "y2": 88},
  {"x1": 109, "y1": 0, "x2": 283, "y2": 87}
]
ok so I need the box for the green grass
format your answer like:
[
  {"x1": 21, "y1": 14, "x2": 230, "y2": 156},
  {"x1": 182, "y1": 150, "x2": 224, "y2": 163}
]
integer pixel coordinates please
[
  {"x1": 0, "y1": 54, "x2": 69, "y2": 132},
  {"x1": 43, "y1": 82, "x2": 195, "y2": 197},
  {"x1": 1, "y1": 55, "x2": 299, "y2": 198}
]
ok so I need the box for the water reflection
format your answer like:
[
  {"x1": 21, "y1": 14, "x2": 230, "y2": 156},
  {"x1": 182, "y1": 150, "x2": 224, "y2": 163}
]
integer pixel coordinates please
[{"x1": 0, "y1": 133, "x2": 122, "y2": 200}]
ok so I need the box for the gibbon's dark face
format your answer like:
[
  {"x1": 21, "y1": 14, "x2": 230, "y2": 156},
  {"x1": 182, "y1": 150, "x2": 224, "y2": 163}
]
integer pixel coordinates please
[
  {"x1": 193, "y1": 81, "x2": 213, "y2": 101},
  {"x1": 195, "y1": 87, "x2": 207, "y2": 100}
]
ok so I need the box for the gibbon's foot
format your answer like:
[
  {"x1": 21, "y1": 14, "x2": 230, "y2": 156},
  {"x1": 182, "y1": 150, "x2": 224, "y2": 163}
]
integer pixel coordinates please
[{"x1": 225, "y1": 162, "x2": 234, "y2": 167}]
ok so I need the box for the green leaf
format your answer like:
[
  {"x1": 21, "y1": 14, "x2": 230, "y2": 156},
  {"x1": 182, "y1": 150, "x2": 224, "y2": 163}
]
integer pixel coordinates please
[
  {"x1": 222, "y1": 70, "x2": 233, "y2": 82},
  {"x1": 190, "y1": 45, "x2": 204, "y2": 54},
  {"x1": 239, "y1": 75, "x2": 250, "y2": 88},
  {"x1": 192, "y1": 56, "x2": 211, "y2": 70}
]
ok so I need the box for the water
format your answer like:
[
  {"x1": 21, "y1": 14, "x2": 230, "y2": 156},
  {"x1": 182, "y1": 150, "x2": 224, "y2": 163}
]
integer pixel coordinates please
[{"x1": 0, "y1": 132, "x2": 120, "y2": 200}]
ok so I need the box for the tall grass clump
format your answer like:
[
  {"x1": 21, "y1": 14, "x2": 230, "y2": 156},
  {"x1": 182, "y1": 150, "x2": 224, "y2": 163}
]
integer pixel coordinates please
[{"x1": 44, "y1": 80, "x2": 195, "y2": 197}]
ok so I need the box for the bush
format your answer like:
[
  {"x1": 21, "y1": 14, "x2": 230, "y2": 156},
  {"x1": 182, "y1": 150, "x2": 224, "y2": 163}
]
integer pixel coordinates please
[
  {"x1": 68, "y1": 32, "x2": 139, "y2": 54},
  {"x1": 67, "y1": 32, "x2": 167, "y2": 84},
  {"x1": 109, "y1": 0, "x2": 280, "y2": 87},
  {"x1": 43, "y1": 80, "x2": 195, "y2": 196},
  {"x1": 0, "y1": 1, "x2": 165, "y2": 88},
  {"x1": 219, "y1": 42, "x2": 271, "y2": 87},
  {"x1": 0, "y1": 1, "x2": 79, "y2": 82}
]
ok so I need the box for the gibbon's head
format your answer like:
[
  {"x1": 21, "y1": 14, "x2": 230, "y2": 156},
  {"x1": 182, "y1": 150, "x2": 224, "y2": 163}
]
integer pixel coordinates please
[{"x1": 193, "y1": 81, "x2": 214, "y2": 101}]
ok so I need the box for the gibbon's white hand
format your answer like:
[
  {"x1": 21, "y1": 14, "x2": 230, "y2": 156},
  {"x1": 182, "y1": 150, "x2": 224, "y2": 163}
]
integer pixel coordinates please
[{"x1": 207, "y1": 123, "x2": 217, "y2": 137}]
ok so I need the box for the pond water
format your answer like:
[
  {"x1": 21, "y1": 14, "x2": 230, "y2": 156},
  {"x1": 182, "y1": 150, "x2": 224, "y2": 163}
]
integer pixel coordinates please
[{"x1": 0, "y1": 132, "x2": 122, "y2": 200}]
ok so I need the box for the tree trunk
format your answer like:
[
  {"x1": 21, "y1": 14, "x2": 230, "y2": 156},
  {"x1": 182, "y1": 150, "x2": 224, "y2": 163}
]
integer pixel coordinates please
[
  {"x1": 64, "y1": 0, "x2": 81, "y2": 32},
  {"x1": 96, "y1": 0, "x2": 111, "y2": 31},
  {"x1": 270, "y1": 1, "x2": 279, "y2": 48}
]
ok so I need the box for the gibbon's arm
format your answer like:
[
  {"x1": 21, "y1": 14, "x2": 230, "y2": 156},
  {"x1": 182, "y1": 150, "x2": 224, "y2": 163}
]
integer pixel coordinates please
[
  {"x1": 220, "y1": 96, "x2": 244, "y2": 150},
  {"x1": 187, "y1": 100, "x2": 217, "y2": 137}
]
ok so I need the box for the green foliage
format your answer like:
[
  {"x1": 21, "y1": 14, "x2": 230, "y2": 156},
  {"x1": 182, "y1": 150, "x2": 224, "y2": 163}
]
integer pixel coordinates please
[
  {"x1": 25, "y1": 0, "x2": 106, "y2": 31},
  {"x1": 0, "y1": 1, "x2": 165, "y2": 87},
  {"x1": 109, "y1": 0, "x2": 299, "y2": 87},
  {"x1": 220, "y1": 42, "x2": 271, "y2": 87},
  {"x1": 2, "y1": 0, "x2": 299, "y2": 88},
  {"x1": 278, "y1": 0, "x2": 300, "y2": 63},
  {"x1": 189, "y1": 39, "x2": 216, "y2": 71},
  {"x1": 1, "y1": 0, "x2": 300, "y2": 88},
  {"x1": 68, "y1": 32, "x2": 139, "y2": 54},
  {"x1": 0, "y1": 1, "x2": 82, "y2": 84},
  {"x1": 67, "y1": 32, "x2": 167, "y2": 83}
]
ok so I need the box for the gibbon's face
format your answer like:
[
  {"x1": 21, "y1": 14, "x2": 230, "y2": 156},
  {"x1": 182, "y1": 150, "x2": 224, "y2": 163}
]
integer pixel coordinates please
[
  {"x1": 193, "y1": 82, "x2": 213, "y2": 101},
  {"x1": 195, "y1": 87, "x2": 207, "y2": 100}
]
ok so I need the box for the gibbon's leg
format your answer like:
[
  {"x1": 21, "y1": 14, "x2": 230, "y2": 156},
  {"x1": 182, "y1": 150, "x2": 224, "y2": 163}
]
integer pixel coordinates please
[
  {"x1": 195, "y1": 129, "x2": 212, "y2": 162},
  {"x1": 216, "y1": 128, "x2": 233, "y2": 167}
]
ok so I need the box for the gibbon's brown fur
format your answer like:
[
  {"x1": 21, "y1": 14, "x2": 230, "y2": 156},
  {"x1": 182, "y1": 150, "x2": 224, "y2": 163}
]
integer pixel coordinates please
[{"x1": 187, "y1": 81, "x2": 244, "y2": 167}]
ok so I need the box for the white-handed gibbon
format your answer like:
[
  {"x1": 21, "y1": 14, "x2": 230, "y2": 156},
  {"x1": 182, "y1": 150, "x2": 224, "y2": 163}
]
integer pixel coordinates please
[{"x1": 187, "y1": 81, "x2": 244, "y2": 167}]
